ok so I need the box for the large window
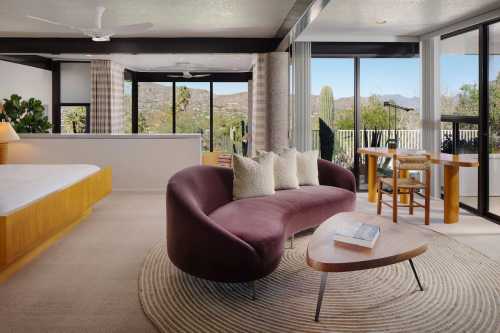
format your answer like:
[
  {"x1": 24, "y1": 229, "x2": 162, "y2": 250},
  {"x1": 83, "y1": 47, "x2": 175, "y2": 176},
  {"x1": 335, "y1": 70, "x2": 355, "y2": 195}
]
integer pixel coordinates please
[
  {"x1": 311, "y1": 58, "x2": 354, "y2": 170},
  {"x1": 176, "y1": 82, "x2": 210, "y2": 151},
  {"x1": 138, "y1": 82, "x2": 173, "y2": 134},
  {"x1": 135, "y1": 79, "x2": 249, "y2": 152},
  {"x1": 440, "y1": 29, "x2": 479, "y2": 209},
  {"x1": 359, "y1": 58, "x2": 421, "y2": 189},
  {"x1": 213, "y1": 82, "x2": 248, "y2": 154},
  {"x1": 489, "y1": 22, "x2": 500, "y2": 216}
]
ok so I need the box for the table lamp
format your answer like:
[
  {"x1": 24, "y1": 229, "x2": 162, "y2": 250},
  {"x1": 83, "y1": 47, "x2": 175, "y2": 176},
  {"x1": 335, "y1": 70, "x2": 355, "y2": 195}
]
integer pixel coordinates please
[{"x1": 0, "y1": 122, "x2": 19, "y2": 164}]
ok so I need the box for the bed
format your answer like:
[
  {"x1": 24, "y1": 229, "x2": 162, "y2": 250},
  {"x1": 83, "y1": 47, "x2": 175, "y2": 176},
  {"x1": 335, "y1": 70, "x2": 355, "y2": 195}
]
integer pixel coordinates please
[{"x1": 0, "y1": 164, "x2": 112, "y2": 272}]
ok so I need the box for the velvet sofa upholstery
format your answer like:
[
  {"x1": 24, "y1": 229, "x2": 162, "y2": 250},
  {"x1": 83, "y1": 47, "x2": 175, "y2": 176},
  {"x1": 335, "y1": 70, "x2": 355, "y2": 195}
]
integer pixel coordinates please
[{"x1": 166, "y1": 159, "x2": 356, "y2": 283}]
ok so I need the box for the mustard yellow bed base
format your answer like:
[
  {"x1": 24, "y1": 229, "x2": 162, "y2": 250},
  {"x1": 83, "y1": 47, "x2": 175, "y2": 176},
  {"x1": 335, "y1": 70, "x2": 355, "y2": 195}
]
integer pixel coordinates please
[{"x1": 0, "y1": 167, "x2": 112, "y2": 276}]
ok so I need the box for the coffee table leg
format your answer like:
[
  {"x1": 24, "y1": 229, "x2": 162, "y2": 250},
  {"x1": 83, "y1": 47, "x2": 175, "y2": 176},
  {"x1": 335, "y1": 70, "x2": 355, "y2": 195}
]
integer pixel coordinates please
[
  {"x1": 315, "y1": 272, "x2": 328, "y2": 322},
  {"x1": 409, "y1": 259, "x2": 423, "y2": 291}
]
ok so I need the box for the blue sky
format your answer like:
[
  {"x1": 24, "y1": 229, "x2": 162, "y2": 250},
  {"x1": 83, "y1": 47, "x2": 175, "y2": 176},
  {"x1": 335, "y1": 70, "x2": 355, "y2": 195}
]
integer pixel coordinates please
[
  {"x1": 311, "y1": 58, "x2": 421, "y2": 98},
  {"x1": 133, "y1": 55, "x2": 500, "y2": 97}
]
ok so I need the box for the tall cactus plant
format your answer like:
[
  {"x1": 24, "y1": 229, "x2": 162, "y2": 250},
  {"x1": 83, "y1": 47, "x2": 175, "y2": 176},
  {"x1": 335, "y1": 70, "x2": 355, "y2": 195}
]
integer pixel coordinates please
[
  {"x1": 319, "y1": 86, "x2": 335, "y2": 160},
  {"x1": 319, "y1": 86, "x2": 335, "y2": 129}
]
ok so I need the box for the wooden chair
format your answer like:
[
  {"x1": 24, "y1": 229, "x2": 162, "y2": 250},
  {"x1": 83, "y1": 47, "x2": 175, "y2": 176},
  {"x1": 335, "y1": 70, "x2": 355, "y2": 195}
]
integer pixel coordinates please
[
  {"x1": 377, "y1": 154, "x2": 431, "y2": 225},
  {"x1": 202, "y1": 152, "x2": 233, "y2": 168}
]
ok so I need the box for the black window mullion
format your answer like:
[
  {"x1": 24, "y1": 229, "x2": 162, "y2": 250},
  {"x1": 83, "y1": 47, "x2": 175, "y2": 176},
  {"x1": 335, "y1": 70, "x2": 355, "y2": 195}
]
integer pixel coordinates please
[
  {"x1": 172, "y1": 81, "x2": 176, "y2": 133},
  {"x1": 131, "y1": 77, "x2": 138, "y2": 133},
  {"x1": 210, "y1": 82, "x2": 214, "y2": 152},
  {"x1": 478, "y1": 23, "x2": 489, "y2": 215},
  {"x1": 353, "y1": 57, "x2": 361, "y2": 190}
]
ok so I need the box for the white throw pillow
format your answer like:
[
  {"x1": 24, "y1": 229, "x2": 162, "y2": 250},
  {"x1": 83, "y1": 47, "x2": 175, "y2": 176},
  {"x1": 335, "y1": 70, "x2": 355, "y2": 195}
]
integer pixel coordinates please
[
  {"x1": 259, "y1": 148, "x2": 299, "y2": 190},
  {"x1": 296, "y1": 150, "x2": 319, "y2": 186},
  {"x1": 232, "y1": 153, "x2": 275, "y2": 200}
]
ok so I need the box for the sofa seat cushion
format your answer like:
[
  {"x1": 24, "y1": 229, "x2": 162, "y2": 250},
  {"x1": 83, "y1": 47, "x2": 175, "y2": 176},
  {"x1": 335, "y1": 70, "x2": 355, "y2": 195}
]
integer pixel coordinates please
[{"x1": 208, "y1": 185, "x2": 356, "y2": 260}]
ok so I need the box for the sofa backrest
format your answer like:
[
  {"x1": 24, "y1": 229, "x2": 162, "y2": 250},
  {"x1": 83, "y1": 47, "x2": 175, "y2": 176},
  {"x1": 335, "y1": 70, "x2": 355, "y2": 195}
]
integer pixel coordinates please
[{"x1": 167, "y1": 165, "x2": 234, "y2": 215}]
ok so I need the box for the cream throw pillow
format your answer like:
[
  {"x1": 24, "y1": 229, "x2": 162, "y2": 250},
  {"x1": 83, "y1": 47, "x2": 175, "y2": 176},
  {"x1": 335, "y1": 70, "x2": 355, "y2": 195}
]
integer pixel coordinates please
[
  {"x1": 258, "y1": 148, "x2": 299, "y2": 190},
  {"x1": 296, "y1": 150, "x2": 319, "y2": 186},
  {"x1": 232, "y1": 153, "x2": 275, "y2": 200}
]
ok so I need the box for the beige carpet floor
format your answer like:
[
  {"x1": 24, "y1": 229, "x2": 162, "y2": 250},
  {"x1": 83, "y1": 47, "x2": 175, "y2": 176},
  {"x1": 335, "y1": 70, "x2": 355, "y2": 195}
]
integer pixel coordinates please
[
  {"x1": 139, "y1": 233, "x2": 500, "y2": 333},
  {"x1": 0, "y1": 191, "x2": 499, "y2": 332},
  {"x1": 0, "y1": 192, "x2": 163, "y2": 332}
]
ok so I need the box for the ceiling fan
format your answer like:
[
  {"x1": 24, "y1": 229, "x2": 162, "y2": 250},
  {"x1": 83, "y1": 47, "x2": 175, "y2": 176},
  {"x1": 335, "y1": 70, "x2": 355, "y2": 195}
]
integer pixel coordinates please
[
  {"x1": 27, "y1": 6, "x2": 153, "y2": 42},
  {"x1": 167, "y1": 71, "x2": 211, "y2": 79}
]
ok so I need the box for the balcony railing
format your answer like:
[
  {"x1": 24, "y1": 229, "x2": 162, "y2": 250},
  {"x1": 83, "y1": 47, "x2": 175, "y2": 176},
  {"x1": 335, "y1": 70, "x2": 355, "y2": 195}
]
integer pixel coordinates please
[{"x1": 311, "y1": 129, "x2": 479, "y2": 163}]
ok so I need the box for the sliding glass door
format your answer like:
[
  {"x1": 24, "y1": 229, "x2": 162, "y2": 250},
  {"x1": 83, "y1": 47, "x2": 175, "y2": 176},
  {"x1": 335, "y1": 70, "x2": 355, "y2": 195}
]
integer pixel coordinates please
[
  {"x1": 359, "y1": 58, "x2": 421, "y2": 190},
  {"x1": 310, "y1": 55, "x2": 420, "y2": 191},
  {"x1": 310, "y1": 58, "x2": 355, "y2": 170},
  {"x1": 436, "y1": 18, "x2": 500, "y2": 223},
  {"x1": 488, "y1": 22, "x2": 500, "y2": 217},
  {"x1": 440, "y1": 29, "x2": 480, "y2": 210}
]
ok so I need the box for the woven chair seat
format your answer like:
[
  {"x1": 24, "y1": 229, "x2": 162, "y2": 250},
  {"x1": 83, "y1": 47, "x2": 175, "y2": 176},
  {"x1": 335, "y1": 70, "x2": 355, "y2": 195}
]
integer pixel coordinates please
[{"x1": 380, "y1": 177, "x2": 426, "y2": 189}]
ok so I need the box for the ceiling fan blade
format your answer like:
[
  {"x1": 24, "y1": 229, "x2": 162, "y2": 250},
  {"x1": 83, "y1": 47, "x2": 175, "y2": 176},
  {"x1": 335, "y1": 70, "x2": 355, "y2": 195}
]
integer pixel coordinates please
[
  {"x1": 26, "y1": 15, "x2": 80, "y2": 30},
  {"x1": 110, "y1": 23, "x2": 154, "y2": 35},
  {"x1": 96, "y1": 6, "x2": 106, "y2": 29},
  {"x1": 192, "y1": 74, "x2": 211, "y2": 78}
]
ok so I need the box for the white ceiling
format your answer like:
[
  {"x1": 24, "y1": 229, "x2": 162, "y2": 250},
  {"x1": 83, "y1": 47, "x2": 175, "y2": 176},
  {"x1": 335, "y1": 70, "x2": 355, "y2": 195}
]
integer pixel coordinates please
[
  {"x1": 298, "y1": 0, "x2": 500, "y2": 42},
  {"x1": 35, "y1": 53, "x2": 254, "y2": 72},
  {"x1": 0, "y1": 0, "x2": 295, "y2": 38}
]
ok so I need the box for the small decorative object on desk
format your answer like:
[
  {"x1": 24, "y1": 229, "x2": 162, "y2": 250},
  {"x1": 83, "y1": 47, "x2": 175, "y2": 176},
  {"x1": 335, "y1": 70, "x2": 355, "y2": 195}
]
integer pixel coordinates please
[{"x1": 334, "y1": 221, "x2": 380, "y2": 248}]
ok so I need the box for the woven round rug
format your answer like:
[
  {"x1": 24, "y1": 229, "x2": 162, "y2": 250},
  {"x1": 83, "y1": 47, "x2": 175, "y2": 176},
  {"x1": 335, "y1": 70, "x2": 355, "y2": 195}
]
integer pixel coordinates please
[{"x1": 139, "y1": 233, "x2": 500, "y2": 333}]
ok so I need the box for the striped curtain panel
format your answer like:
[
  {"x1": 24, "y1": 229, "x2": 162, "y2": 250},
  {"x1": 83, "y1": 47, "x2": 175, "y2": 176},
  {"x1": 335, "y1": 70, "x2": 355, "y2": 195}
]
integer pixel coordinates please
[
  {"x1": 90, "y1": 60, "x2": 124, "y2": 133},
  {"x1": 249, "y1": 53, "x2": 269, "y2": 155},
  {"x1": 290, "y1": 42, "x2": 312, "y2": 152}
]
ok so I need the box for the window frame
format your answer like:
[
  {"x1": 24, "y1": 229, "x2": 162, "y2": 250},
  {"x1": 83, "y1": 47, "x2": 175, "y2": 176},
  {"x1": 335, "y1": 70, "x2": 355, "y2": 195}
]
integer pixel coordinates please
[{"x1": 132, "y1": 72, "x2": 252, "y2": 152}]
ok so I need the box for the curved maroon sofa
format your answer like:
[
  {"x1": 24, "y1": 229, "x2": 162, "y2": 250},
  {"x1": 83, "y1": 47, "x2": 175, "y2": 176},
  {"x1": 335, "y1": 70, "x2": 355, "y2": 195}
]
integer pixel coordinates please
[{"x1": 166, "y1": 159, "x2": 356, "y2": 283}]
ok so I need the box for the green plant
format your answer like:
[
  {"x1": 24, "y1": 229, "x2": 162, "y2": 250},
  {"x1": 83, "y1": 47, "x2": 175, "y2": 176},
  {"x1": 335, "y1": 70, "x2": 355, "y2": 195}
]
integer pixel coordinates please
[
  {"x1": 1, "y1": 94, "x2": 51, "y2": 133},
  {"x1": 62, "y1": 106, "x2": 86, "y2": 133},
  {"x1": 319, "y1": 86, "x2": 335, "y2": 129},
  {"x1": 176, "y1": 87, "x2": 191, "y2": 112}
]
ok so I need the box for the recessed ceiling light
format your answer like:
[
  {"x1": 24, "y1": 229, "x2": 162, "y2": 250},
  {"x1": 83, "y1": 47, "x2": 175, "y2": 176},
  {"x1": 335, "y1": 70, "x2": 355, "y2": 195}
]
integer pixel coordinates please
[{"x1": 376, "y1": 20, "x2": 387, "y2": 25}]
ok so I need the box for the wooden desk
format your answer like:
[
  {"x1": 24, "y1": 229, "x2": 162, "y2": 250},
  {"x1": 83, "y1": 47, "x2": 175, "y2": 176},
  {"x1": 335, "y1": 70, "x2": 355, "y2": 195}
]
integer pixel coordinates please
[{"x1": 357, "y1": 148, "x2": 479, "y2": 224}]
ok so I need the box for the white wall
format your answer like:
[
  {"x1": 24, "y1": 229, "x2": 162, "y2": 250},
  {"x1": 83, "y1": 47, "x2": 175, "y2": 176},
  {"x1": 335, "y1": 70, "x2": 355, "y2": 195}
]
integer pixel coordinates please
[
  {"x1": 0, "y1": 60, "x2": 52, "y2": 120},
  {"x1": 60, "y1": 62, "x2": 91, "y2": 103},
  {"x1": 7, "y1": 134, "x2": 202, "y2": 191}
]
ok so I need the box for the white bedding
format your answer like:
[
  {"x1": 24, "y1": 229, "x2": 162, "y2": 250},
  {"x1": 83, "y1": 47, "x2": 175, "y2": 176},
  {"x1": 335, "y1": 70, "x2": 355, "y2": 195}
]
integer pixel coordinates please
[{"x1": 0, "y1": 164, "x2": 100, "y2": 216}]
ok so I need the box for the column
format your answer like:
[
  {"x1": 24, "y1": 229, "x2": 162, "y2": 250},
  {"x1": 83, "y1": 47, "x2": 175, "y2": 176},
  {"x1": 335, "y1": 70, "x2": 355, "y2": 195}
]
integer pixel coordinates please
[{"x1": 420, "y1": 37, "x2": 442, "y2": 198}]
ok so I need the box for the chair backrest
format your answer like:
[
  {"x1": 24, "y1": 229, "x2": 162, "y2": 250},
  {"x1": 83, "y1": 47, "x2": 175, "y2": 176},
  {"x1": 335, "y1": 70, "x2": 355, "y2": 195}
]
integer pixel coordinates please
[
  {"x1": 202, "y1": 152, "x2": 233, "y2": 168},
  {"x1": 392, "y1": 154, "x2": 432, "y2": 186}
]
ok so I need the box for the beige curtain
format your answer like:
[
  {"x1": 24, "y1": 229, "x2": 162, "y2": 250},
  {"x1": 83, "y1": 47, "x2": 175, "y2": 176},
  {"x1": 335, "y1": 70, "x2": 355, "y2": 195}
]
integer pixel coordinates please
[
  {"x1": 249, "y1": 53, "x2": 289, "y2": 155},
  {"x1": 250, "y1": 53, "x2": 269, "y2": 155},
  {"x1": 90, "y1": 60, "x2": 124, "y2": 133}
]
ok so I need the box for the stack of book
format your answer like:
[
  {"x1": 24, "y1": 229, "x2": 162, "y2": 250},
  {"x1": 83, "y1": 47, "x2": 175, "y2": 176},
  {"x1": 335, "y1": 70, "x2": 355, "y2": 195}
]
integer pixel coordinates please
[{"x1": 334, "y1": 221, "x2": 380, "y2": 248}]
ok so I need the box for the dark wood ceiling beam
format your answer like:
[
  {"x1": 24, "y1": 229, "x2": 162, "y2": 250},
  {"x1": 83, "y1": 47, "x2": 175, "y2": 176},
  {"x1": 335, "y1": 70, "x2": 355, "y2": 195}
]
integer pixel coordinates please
[
  {"x1": 134, "y1": 71, "x2": 252, "y2": 82},
  {"x1": 0, "y1": 38, "x2": 280, "y2": 54},
  {"x1": 0, "y1": 54, "x2": 53, "y2": 70}
]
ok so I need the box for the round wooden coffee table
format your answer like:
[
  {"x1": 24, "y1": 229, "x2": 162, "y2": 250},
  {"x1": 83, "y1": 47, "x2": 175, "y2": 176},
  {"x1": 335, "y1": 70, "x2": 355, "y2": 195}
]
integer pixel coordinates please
[{"x1": 306, "y1": 212, "x2": 435, "y2": 322}]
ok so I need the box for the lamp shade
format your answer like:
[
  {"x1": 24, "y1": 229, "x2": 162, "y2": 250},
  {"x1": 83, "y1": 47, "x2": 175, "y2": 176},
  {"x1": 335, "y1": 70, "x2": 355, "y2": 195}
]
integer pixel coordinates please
[{"x1": 0, "y1": 122, "x2": 20, "y2": 143}]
